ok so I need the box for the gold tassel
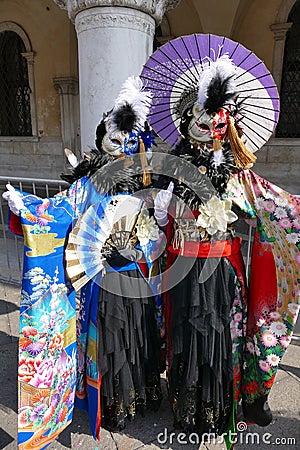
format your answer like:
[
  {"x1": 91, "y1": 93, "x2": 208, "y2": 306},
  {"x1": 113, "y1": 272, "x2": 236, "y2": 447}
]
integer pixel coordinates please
[
  {"x1": 213, "y1": 138, "x2": 222, "y2": 151},
  {"x1": 138, "y1": 137, "x2": 151, "y2": 187},
  {"x1": 227, "y1": 117, "x2": 256, "y2": 169}
]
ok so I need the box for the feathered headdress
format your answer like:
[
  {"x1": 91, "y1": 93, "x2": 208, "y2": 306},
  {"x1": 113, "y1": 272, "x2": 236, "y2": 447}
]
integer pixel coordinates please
[
  {"x1": 197, "y1": 54, "x2": 237, "y2": 114},
  {"x1": 106, "y1": 76, "x2": 154, "y2": 186},
  {"x1": 107, "y1": 76, "x2": 153, "y2": 133},
  {"x1": 61, "y1": 77, "x2": 155, "y2": 186},
  {"x1": 179, "y1": 54, "x2": 256, "y2": 168},
  {"x1": 177, "y1": 55, "x2": 236, "y2": 117}
]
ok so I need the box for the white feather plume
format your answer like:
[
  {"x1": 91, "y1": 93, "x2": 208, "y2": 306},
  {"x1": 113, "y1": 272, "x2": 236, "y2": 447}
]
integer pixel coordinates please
[
  {"x1": 197, "y1": 54, "x2": 237, "y2": 109},
  {"x1": 108, "y1": 76, "x2": 152, "y2": 131},
  {"x1": 213, "y1": 148, "x2": 225, "y2": 167},
  {"x1": 64, "y1": 148, "x2": 79, "y2": 168}
]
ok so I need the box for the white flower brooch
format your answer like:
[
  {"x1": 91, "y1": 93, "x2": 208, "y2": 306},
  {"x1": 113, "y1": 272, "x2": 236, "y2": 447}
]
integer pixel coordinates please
[
  {"x1": 196, "y1": 196, "x2": 238, "y2": 236},
  {"x1": 135, "y1": 209, "x2": 160, "y2": 246}
]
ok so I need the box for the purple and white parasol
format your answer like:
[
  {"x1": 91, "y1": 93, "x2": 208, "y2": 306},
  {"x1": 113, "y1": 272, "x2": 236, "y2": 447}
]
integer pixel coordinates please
[{"x1": 141, "y1": 33, "x2": 280, "y2": 152}]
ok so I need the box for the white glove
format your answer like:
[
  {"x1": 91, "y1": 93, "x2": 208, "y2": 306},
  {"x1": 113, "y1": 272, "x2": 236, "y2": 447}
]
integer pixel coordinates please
[
  {"x1": 154, "y1": 182, "x2": 174, "y2": 227},
  {"x1": 2, "y1": 184, "x2": 25, "y2": 215}
]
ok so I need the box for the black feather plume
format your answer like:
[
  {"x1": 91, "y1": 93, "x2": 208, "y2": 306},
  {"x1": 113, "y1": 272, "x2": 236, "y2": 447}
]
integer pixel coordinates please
[
  {"x1": 204, "y1": 74, "x2": 236, "y2": 115},
  {"x1": 112, "y1": 103, "x2": 137, "y2": 132},
  {"x1": 61, "y1": 147, "x2": 149, "y2": 194},
  {"x1": 95, "y1": 120, "x2": 107, "y2": 151}
]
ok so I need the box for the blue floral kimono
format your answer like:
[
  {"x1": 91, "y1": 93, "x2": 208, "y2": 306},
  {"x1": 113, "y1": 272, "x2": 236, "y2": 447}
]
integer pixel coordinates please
[{"x1": 12, "y1": 177, "x2": 163, "y2": 449}]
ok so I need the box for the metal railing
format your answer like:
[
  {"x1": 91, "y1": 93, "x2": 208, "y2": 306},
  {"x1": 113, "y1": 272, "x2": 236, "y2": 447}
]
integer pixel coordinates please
[{"x1": 0, "y1": 176, "x2": 68, "y2": 284}]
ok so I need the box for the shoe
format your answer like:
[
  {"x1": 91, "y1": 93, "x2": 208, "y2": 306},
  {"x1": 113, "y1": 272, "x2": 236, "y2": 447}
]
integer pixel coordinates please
[{"x1": 242, "y1": 395, "x2": 273, "y2": 426}]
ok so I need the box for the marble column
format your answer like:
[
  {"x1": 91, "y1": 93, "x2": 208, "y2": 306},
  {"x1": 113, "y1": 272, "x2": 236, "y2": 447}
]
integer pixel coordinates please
[{"x1": 53, "y1": 0, "x2": 181, "y2": 154}]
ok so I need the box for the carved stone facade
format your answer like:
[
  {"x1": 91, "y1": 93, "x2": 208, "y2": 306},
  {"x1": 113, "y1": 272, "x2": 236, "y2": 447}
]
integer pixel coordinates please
[
  {"x1": 75, "y1": 8, "x2": 155, "y2": 36},
  {"x1": 270, "y1": 22, "x2": 293, "y2": 92},
  {"x1": 270, "y1": 0, "x2": 296, "y2": 92},
  {"x1": 53, "y1": 0, "x2": 181, "y2": 24}
]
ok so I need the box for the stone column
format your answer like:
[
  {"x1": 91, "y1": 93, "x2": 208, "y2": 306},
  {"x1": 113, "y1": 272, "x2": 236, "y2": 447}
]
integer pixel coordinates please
[
  {"x1": 270, "y1": 22, "x2": 292, "y2": 92},
  {"x1": 21, "y1": 51, "x2": 38, "y2": 137},
  {"x1": 53, "y1": 76, "x2": 79, "y2": 153},
  {"x1": 53, "y1": 0, "x2": 181, "y2": 154}
]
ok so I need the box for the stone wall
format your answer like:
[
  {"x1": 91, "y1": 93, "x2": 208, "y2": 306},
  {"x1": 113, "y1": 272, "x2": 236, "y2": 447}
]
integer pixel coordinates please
[
  {"x1": 0, "y1": 137, "x2": 66, "y2": 180},
  {"x1": 254, "y1": 139, "x2": 300, "y2": 194}
]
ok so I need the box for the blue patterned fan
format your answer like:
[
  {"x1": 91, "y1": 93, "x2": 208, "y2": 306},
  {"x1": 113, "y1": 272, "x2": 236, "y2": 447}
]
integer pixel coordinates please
[{"x1": 66, "y1": 196, "x2": 144, "y2": 290}]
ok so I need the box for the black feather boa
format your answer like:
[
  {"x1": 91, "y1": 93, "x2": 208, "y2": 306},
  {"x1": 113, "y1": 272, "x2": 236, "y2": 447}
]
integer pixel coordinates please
[
  {"x1": 193, "y1": 142, "x2": 236, "y2": 195},
  {"x1": 155, "y1": 139, "x2": 237, "y2": 208},
  {"x1": 61, "y1": 148, "x2": 145, "y2": 195},
  {"x1": 60, "y1": 148, "x2": 112, "y2": 184}
]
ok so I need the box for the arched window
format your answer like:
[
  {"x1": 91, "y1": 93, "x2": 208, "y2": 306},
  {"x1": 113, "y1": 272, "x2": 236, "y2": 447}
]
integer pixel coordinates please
[
  {"x1": 276, "y1": 1, "x2": 300, "y2": 138},
  {"x1": 0, "y1": 30, "x2": 32, "y2": 136}
]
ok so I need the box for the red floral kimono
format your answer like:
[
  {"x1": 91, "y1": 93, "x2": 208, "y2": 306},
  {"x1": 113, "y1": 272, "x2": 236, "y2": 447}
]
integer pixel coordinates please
[{"x1": 163, "y1": 169, "x2": 299, "y2": 449}]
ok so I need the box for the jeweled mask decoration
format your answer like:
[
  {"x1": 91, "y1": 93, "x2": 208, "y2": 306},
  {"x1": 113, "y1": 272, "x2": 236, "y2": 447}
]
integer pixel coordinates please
[
  {"x1": 102, "y1": 121, "x2": 139, "y2": 157},
  {"x1": 100, "y1": 76, "x2": 153, "y2": 159}
]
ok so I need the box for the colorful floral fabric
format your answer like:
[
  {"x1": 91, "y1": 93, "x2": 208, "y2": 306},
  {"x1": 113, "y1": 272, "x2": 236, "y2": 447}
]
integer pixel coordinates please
[
  {"x1": 16, "y1": 179, "x2": 88, "y2": 449},
  {"x1": 227, "y1": 169, "x2": 300, "y2": 402},
  {"x1": 13, "y1": 179, "x2": 163, "y2": 448}
]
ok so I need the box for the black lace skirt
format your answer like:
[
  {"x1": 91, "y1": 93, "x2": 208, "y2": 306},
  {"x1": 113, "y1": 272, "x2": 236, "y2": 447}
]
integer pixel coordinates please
[
  {"x1": 98, "y1": 269, "x2": 162, "y2": 430},
  {"x1": 168, "y1": 256, "x2": 236, "y2": 436}
]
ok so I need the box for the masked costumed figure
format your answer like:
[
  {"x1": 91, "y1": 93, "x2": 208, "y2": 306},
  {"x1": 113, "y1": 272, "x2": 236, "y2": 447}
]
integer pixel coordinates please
[
  {"x1": 3, "y1": 76, "x2": 164, "y2": 449},
  {"x1": 140, "y1": 34, "x2": 300, "y2": 447}
]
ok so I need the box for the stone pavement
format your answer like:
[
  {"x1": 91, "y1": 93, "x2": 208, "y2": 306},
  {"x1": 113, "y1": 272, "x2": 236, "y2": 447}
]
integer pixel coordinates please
[{"x1": 0, "y1": 280, "x2": 299, "y2": 450}]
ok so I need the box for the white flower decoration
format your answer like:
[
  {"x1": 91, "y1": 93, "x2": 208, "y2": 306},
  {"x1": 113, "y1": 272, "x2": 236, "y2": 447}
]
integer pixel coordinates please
[
  {"x1": 288, "y1": 302, "x2": 300, "y2": 315},
  {"x1": 286, "y1": 233, "x2": 300, "y2": 244},
  {"x1": 269, "y1": 311, "x2": 280, "y2": 320},
  {"x1": 274, "y1": 196, "x2": 288, "y2": 207},
  {"x1": 292, "y1": 218, "x2": 300, "y2": 229},
  {"x1": 266, "y1": 353, "x2": 280, "y2": 367},
  {"x1": 196, "y1": 196, "x2": 238, "y2": 236},
  {"x1": 255, "y1": 345, "x2": 261, "y2": 356},
  {"x1": 135, "y1": 209, "x2": 159, "y2": 246},
  {"x1": 270, "y1": 321, "x2": 287, "y2": 337},
  {"x1": 274, "y1": 207, "x2": 287, "y2": 219},
  {"x1": 246, "y1": 341, "x2": 255, "y2": 354},
  {"x1": 255, "y1": 198, "x2": 265, "y2": 210}
]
